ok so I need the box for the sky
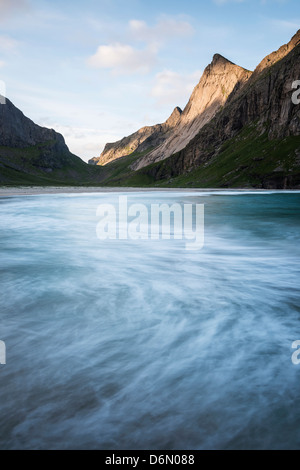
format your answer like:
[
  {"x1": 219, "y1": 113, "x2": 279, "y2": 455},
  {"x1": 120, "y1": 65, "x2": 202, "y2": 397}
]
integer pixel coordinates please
[{"x1": 0, "y1": 0, "x2": 299, "y2": 162}]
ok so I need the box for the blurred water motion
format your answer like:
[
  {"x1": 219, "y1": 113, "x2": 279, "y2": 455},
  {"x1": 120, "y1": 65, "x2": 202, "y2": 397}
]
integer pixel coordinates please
[{"x1": 0, "y1": 191, "x2": 299, "y2": 449}]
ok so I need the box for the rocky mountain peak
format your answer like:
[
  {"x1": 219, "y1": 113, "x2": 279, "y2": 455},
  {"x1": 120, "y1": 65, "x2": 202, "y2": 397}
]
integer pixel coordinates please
[
  {"x1": 211, "y1": 53, "x2": 234, "y2": 67},
  {"x1": 132, "y1": 55, "x2": 252, "y2": 171},
  {"x1": 181, "y1": 54, "x2": 251, "y2": 123},
  {"x1": 0, "y1": 96, "x2": 90, "y2": 183},
  {"x1": 0, "y1": 97, "x2": 66, "y2": 150},
  {"x1": 165, "y1": 106, "x2": 182, "y2": 128},
  {"x1": 89, "y1": 105, "x2": 183, "y2": 166},
  {"x1": 131, "y1": 51, "x2": 254, "y2": 171},
  {"x1": 90, "y1": 29, "x2": 299, "y2": 181}
]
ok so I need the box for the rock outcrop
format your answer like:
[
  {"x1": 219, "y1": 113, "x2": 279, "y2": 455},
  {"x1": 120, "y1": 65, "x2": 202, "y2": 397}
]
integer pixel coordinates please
[
  {"x1": 0, "y1": 96, "x2": 93, "y2": 183},
  {"x1": 89, "y1": 106, "x2": 182, "y2": 166},
  {"x1": 132, "y1": 54, "x2": 252, "y2": 170},
  {"x1": 174, "y1": 29, "x2": 300, "y2": 169},
  {"x1": 0, "y1": 97, "x2": 75, "y2": 169},
  {"x1": 95, "y1": 30, "x2": 299, "y2": 187},
  {"x1": 136, "y1": 30, "x2": 300, "y2": 189}
]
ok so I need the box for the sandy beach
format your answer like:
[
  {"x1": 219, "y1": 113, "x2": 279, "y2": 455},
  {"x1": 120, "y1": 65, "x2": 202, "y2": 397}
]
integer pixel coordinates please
[
  {"x1": 0, "y1": 186, "x2": 176, "y2": 196},
  {"x1": 0, "y1": 186, "x2": 282, "y2": 197}
]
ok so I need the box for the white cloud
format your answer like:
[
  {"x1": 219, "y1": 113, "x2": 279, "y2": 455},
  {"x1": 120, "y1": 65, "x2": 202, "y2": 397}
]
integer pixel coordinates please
[
  {"x1": 129, "y1": 17, "x2": 194, "y2": 44},
  {"x1": 87, "y1": 43, "x2": 157, "y2": 75},
  {"x1": 87, "y1": 16, "x2": 194, "y2": 75},
  {"x1": 151, "y1": 69, "x2": 201, "y2": 106}
]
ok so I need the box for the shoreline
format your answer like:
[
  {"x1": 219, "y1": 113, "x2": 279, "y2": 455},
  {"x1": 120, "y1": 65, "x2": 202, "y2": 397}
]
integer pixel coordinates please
[{"x1": 0, "y1": 186, "x2": 299, "y2": 197}]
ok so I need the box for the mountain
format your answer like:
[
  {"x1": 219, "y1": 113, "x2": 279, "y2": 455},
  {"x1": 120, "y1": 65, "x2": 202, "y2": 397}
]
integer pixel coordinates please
[
  {"x1": 91, "y1": 54, "x2": 251, "y2": 169},
  {"x1": 97, "y1": 30, "x2": 300, "y2": 189},
  {"x1": 2, "y1": 30, "x2": 299, "y2": 188},
  {"x1": 89, "y1": 106, "x2": 182, "y2": 166},
  {"x1": 132, "y1": 54, "x2": 252, "y2": 170},
  {"x1": 0, "y1": 97, "x2": 99, "y2": 185},
  {"x1": 138, "y1": 29, "x2": 300, "y2": 188}
]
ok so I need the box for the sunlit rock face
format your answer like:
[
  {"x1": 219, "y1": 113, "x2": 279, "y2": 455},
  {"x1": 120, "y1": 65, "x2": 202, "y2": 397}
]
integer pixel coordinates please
[{"x1": 89, "y1": 106, "x2": 182, "y2": 166}]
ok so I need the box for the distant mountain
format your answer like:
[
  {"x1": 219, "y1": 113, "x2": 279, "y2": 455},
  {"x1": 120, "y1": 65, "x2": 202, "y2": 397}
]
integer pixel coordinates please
[
  {"x1": 95, "y1": 29, "x2": 300, "y2": 189},
  {"x1": 0, "y1": 97, "x2": 98, "y2": 185},
  {"x1": 89, "y1": 106, "x2": 182, "y2": 166}
]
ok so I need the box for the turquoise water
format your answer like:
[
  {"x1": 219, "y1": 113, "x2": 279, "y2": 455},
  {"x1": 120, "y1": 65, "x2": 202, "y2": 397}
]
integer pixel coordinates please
[{"x1": 0, "y1": 190, "x2": 300, "y2": 449}]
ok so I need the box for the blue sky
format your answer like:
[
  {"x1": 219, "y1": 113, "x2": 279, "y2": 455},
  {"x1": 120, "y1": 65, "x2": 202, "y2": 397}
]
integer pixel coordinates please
[{"x1": 0, "y1": 0, "x2": 299, "y2": 161}]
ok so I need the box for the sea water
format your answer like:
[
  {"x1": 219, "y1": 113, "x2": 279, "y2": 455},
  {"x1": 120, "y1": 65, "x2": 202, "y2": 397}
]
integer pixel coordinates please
[{"x1": 0, "y1": 190, "x2": 299, "y2": 449}]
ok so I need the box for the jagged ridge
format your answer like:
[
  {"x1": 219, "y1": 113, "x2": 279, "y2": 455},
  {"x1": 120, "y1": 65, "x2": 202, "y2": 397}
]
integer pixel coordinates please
[
  {"x1": 130, "y1": 30, "x2": 300, "y2": 188},
  {"x1": 132, "y1": 54, "x2": 252, "y2": 170},
  {"x1": 89, "y1": 106, "x2": 182, "y2": 166}
]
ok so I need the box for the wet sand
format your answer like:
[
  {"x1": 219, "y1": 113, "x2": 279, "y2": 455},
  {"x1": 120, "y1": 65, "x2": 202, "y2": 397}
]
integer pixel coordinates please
[{"x1": 0, "y1": 186, "x2": 276, "y2": 196}]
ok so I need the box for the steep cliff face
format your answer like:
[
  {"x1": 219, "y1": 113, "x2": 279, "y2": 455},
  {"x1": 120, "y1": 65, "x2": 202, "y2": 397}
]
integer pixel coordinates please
[
  {"x1": 134, "y1": 30, "x2": 300, "y2": 189},
  {"x1": 89, "y1": 106, "x2": 182, "y2": 166},
  {"x1": 0, "y1": 97, "x2": 75, "y2": 170},
  {"x1": 94, "y1": 54, "x2": 252, "y2": 170},
  {"x1": 0, "y1": 97, "x2": 94, "y2": 184},
  {"x1": 132, "y1": 55, "x2": 252, "y2": 170},
  {"x1": 98, "y1": 30, "x2": 300, "y2": 189},
  {"x1": 0, "y1": 98, "x2": 69, "y2": 154},
  {"x1": 174, "y1": 29, "x2": 300, "y2": 169}
]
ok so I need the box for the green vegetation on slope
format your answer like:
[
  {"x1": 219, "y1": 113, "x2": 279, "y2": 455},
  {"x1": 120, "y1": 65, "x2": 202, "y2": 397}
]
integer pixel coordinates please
[
  {"x1": 96, "y1": 148, "x2": 155, "y2": 186},
  {"x1": 0, "y1": 141, "x2": 103, "y2": 186},
  {"x1": 102, "y1": 125, "x2": 300, "y2": 189},
  {"x1": 169, "y1": 131, "x2": 300, "y2": 189},
  {"x1": 1, "y1": 129, "x2": 299, "y2": 188}
]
